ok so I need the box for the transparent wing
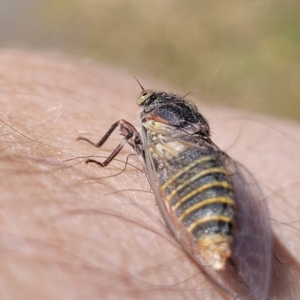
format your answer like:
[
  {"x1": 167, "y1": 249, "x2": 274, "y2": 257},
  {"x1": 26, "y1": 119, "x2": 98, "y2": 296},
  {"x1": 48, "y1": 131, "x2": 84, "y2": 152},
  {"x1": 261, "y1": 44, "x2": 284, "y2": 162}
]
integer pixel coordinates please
[
  {"x1": 141, "y1": 127, "x2": 272, "y2": 300},
  {"x1": 224, "y1": 156, "x2": 272, "y2": 300}
]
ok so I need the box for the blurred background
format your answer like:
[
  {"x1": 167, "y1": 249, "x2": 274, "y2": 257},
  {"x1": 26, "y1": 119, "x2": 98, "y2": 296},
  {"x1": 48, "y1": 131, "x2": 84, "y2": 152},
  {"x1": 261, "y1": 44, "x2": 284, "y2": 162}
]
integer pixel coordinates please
[{"x1": 1, "y1": 0, "x2": 300, "y2": 120}]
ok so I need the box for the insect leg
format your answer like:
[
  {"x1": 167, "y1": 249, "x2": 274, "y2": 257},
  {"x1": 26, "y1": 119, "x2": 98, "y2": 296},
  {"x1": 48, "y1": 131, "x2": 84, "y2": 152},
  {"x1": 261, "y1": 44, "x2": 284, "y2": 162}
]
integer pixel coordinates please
[
  {"x1": 77, "y1": 119, "x2": 141, "y2": 167},
  {"x1": 77, "y1": 120, "x2": 121, "y2": 147},
  {"x1": 84, "y1": 139, "x2": 127, "y2": 167}
]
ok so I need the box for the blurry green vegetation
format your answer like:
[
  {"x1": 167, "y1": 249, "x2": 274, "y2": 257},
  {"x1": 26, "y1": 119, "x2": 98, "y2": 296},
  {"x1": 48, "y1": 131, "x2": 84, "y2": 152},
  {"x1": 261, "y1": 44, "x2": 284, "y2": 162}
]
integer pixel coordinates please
[{"x1": 3, "y1": 0, "x2": 300, "y2": 120}]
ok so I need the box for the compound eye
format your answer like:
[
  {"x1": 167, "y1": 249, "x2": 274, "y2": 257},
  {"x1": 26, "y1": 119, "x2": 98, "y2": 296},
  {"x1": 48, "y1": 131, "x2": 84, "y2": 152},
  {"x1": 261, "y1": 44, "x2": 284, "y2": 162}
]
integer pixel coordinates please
[
  {"x1": 136, "y1": 90, "x2": 155, "y2": 106},
  {"x1": 186, "y1": 99, "x2": 198, "y2": 111}
]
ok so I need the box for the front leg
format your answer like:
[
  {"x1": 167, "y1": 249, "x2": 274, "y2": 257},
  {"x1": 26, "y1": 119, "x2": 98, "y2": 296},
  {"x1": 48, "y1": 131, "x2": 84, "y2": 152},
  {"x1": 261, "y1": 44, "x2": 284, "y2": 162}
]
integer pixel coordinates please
[{"x1": 77, "y1": 119, "x2": 142, "y2": 167}]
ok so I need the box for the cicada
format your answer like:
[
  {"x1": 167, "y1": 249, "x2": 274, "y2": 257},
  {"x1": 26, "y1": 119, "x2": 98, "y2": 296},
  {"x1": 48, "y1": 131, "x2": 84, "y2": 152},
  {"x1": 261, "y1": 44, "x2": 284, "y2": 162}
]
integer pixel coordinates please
[{"x1": 77, "y1": 89, "x2": 272, "y2": 300}]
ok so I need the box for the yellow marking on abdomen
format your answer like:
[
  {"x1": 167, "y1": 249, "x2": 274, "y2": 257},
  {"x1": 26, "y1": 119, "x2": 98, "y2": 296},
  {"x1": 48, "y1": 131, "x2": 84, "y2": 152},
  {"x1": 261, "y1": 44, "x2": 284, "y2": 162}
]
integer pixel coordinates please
[
  {"x1": 161, "y1": 156, "x2": 214, "y2": 191},
  {"x1": 178, "y1": 197, "x2": 235, "y2": 221},
  {"x1": 187, "y1": 215, "x2": 232, "y2": 234},
  {"x1": 165, "y1": 167, "x2": 227, "y2": 202},
  {"x1": 172, "y1": 181, "x2": 233, "y2": 210}
]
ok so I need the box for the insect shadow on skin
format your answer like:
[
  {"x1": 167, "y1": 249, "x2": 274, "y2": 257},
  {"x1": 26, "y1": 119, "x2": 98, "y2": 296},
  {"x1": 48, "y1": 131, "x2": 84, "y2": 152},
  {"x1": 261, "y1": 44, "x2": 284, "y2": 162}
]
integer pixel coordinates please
[{"x1": 77, "y1": 86, "x2": 273, "y2": 300}]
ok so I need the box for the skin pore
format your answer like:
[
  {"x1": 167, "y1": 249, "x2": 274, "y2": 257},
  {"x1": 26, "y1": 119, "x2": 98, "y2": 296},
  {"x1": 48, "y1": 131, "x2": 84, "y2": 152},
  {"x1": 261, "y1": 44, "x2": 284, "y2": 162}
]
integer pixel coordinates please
[{"x1": 0, "y1": 50, "x2": 299, "y2": 299}]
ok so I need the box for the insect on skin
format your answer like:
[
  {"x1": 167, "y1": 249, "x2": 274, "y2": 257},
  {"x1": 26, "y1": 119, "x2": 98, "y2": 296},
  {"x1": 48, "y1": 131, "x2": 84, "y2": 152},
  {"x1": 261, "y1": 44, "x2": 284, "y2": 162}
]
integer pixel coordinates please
[{"x1": 77, "y1": 88, "x2": 272, "y2": 300}]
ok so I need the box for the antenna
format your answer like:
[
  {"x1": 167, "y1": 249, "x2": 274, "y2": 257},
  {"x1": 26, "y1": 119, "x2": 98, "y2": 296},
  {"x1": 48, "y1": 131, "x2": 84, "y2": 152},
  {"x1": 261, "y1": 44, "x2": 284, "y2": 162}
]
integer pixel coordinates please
[{"x1": 133, "y1": 76, "x2": 145, "y2": 91}]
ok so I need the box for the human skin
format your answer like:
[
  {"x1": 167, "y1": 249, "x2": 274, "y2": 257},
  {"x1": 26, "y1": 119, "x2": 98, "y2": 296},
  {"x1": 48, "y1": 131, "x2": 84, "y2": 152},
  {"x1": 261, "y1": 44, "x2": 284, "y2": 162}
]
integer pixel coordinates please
[{"x1": 0, "y1": 50, "x2": 299, "y2": 300}]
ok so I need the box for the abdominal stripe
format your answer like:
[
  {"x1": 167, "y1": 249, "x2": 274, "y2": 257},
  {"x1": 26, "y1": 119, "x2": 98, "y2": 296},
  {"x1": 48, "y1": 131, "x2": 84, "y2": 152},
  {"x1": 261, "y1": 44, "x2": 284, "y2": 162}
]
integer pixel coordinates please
[
  {"x1": 161, "y1": 155, "x2": 215, "y2": 192},
  {"x1": 172, "y1": 181, "x2": 233, "y2": 210},
  {"x1": 178, "y1": 196, "x2": 235, "y2": 221},
  {"x1": 187, "y1": 215, "x2": 232, "y2": 234},
  {"x1": 165, "y1": 167, "x2": 227, "y2": 203}
]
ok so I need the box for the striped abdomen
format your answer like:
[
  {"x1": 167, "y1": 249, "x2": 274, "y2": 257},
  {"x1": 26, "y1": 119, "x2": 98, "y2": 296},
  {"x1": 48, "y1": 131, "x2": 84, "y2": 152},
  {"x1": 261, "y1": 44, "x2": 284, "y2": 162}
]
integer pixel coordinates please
[{"x1": 159, "y1": 148, "x2": 236, "y2": 269}]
